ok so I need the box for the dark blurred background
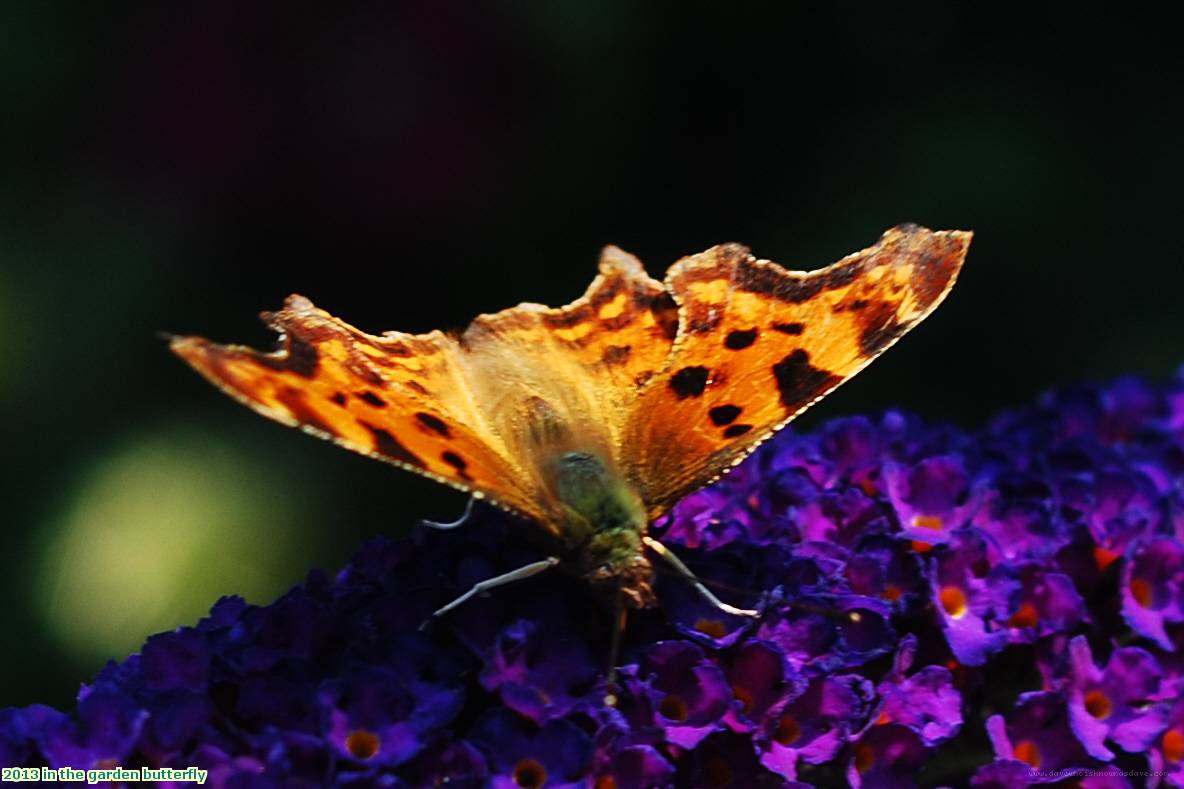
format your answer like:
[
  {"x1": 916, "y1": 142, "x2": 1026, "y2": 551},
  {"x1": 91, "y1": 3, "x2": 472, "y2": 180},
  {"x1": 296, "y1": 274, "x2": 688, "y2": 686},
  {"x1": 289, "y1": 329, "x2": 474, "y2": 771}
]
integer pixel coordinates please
[{"x1": 2, "y1": 3, "x2": 1180, "y2": 707}]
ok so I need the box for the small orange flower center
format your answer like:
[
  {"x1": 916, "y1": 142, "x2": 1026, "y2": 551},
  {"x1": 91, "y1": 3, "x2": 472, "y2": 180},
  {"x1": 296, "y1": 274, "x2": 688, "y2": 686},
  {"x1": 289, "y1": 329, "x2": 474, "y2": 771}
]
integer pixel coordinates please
[
  {"x1": 659, "y1": 694, "x2": 689, "y2": 723},
  {"x1": 881, "y1": 584, "x2": 903, "y2": 602},
  {"x1": 939, "y1": 585, "x2": 968, "y2": 618},
  {"x1": 876, "y1": 710, "x2": 892, "y2": 725},
  {"x1": 595, "y1": 776, "x2": 619, "y2": 789},
  {"x1": 912, "y1": 514, "x2": 944, "y2": 531},
  {"x1": 346, "y1": 729, "x2": 380, "y2": 760},
  {"x1": 1130, "y1": 577, "x2": 1154, "y2": 608},
  {"x1": 911, "y1": 540, "x2": 934, "y2": 553},
  {"x1": 513, "y1": 758, "x2": 547, "y2": 789},
  {"x1": 1093, "y1": 545, "x2": 1120, "y2": 571},
  {"x1": 774, "y1": 713, "x2": 801, "y2": 745},
  {"x1": 702, "y1": 757, "x2": 733, "y2": 788},
  {"x1": 1162, "y1": 728, "x2": 1184, "y2": 763},
  {"x1": 1008, "y1": 602, "x2": 1039, "y2": 629},
  {"x1": 1084, "y1": 689, "x2": 1112, "y2": 720},
  {"x1": 853, "y1": 742, "x2": 876, "y2": 773},
  {"x1": 1013, "y1": 739, "x2": 1041, "y2": 768},
  {"x1": 732, "y1": 685, "x2": 754, "y2": 715},
  {"x1": 695, "y1": 618, "x2": 728, "y2": 639},
  {"x1": 858, "y1": 477, "x2": 877, "y2": 496}
]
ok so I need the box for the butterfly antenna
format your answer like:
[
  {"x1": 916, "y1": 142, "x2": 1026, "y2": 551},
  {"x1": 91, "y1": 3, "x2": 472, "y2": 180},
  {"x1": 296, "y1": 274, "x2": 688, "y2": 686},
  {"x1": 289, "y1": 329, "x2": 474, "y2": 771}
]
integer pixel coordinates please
[
  {"x1": 603, "y1": 587, "x2": 627, "y2": 707},
  {"x1": 646, "y1": 561, "x2": 849, "y2": 622},
  {"x1": 421, "y1": 495, "x2": 476, "y2": 530},
  {"x1": 649, "y1": 564, "x2": 755, "y2": 598},
  {"x1": 418, "y1": 556, "x2": 561, "y2": 630},
  {"x1": 643, "y1": 537, "x2": 759, "y2": 618}
]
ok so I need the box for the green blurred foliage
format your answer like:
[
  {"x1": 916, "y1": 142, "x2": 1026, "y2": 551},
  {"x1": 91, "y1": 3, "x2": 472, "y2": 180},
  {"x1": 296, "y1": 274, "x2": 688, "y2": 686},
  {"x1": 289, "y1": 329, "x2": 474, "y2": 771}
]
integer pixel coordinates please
[
  {"x1": 37, "y1": 427, "x2": 322, "y2": 665},
  {"x1": 1, "y1": 2, "x2": 1181, "y2": 706}
]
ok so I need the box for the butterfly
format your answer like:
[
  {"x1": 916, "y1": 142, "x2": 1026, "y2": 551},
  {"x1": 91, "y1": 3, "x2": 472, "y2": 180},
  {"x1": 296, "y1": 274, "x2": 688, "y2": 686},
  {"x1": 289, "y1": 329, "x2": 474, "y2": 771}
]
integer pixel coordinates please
[{"x1": 171, "y1": 224, "x2": 970, "y2": 617}]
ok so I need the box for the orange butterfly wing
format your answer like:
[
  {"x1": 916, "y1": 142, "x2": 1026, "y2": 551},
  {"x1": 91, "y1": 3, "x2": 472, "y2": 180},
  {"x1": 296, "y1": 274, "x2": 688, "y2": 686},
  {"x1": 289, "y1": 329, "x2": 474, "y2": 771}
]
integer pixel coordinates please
[
  {"x1": 173, "y1": 226, "x2": 969, "y2": 532},
  {"x1": 170, "y1": 295, "x2": 549, "y2": 524},
  {"x1": 170, "y1": 247, "x2": 679, "y2": 532},
  {"x1": 623, "y1": 224, "x2": 972, "y2": 519}
]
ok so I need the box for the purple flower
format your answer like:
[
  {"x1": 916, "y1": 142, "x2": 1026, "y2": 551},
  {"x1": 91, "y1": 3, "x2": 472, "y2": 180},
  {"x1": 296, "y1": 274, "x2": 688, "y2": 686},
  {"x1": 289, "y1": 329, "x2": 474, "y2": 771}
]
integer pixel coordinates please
[
  {"x1": 884, "y1": 456, "x2": 978, "y2": 545},
  {"x1": 758, "y1": 594, "x2": 896, "y2": 674},
  {"x1": 843, "y1": 534, "x2": 926, "y2": 610},
  {"x1": 930, "y1": 529, "x2": 1009, "y2": 665},
  {"x1": 720, "y1": 640, "x2": 803, "y2": 734},
  {"x1": 1121, "y1": 536, "x2": 1184, "y2": 650},
  {"x1": 971, "y1": 475, "x2": 1066, "y2": 562},
  {"x1": 4, "y1": 371, "x2": 1184, "y2": 786},
  {"x1": 591, "y1": 744, "x2": 674, "y2": 789},
  {"x1": 757, "y1": 674, "x2": 875, "y2": 780},
  {"x1": 1147, "y1": 696, "x2": 1184, "y2": 788},
  {"x1": 874, "y1": 636, "x2": 962, "y2": 746},
  {"x1": 985, "y1": 692, "x2": 1096, "y2": 782},
  {"x1": 1064, "y1": 635, "x2": 1171, "y2": 760},
  {"x1": 469, "y1": 709, "x2": 592, "y2": 788},
  {"x1": 478, "y1": 619, "x2": 597, "y2": 722},
  {"x1": 319, "y1": 665, "x2": 463, "y2": 767},
  {"x1": 0, "y1": 708, "x2": 29, "y2": 767},
  {"x1": 399, "y1": 739, "x2": 488, "y2": 788},
  {"x1": 26, "y1": 685, "x2": 146, "y2": 769},
  {"x1": 616, "y1": 640, "x2": 733, "y2": 749},
  {"x1": 140, "y1": 629, "x2": 212, "y2": 691},
  {"x1": 138, "y1": 690, "x2": 211, "y2": 762},
  {"x1": 847, "y1": 723, "x2": 929, "y2": 789},
  {"x1": 991, "y1": 562, "x2": 1087, "y2": 644},
  {"x1": 677, "y1": 731, "x2": 772, "y2": 787}
]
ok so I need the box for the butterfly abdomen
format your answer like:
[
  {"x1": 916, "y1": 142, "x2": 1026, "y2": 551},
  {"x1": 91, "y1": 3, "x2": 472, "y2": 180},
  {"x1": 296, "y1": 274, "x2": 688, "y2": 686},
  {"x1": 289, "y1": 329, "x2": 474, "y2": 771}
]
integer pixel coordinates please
[{"x1": 550, "y1": 451, "x2": 656, "y2": 607}]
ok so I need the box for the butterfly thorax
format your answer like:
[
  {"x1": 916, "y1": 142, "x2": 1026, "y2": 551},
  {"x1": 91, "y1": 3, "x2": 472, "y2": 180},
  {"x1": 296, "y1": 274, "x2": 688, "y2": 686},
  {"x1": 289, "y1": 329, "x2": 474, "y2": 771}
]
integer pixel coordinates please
[{"x1": 551, "y1": 451, "x2": 656, "y2": 608}]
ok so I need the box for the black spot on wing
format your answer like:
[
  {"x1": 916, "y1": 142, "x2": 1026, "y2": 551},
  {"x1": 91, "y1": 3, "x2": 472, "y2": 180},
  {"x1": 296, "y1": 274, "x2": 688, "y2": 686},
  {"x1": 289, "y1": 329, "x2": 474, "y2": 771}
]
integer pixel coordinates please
[
  {"x1": 772, "y1": 350, "x2": 842, "y2": 411},
  {"x1": 724, "y1": 329, "x2": 758, "y2": 350},
  {"x1": 602, "y1": 345, "x2": 632, "y2": 365},
  {"x1": 709, "y1": 404, "x2": 742, "y2": 426},
  {"x1": 361, "y1": 422, "x2": 426, "y2": 468},
  {"x1": 772, "y1": 322, "x2": 804, "y2": 335},
  {"x1": 441, "y1": 450, "x2": 473, "y2": 481},
  {"x1": 834, "y1": 298, "x2": 870, "y2": 313},
  {"x1": 405, "y1": 380, "x2": 430, "y2": 395},
  {"x1": 641, "y1": 291, "x2": 680, "y2": 340},
  {"x1": 857, "y1": 301, "x2": 907, "y2": 356},
  {"x1": 274, "y1": 387, "x2": 337, "y2": 436},
  {"x1": 330, "y1": 392, "x2": 348, "y2": 406},
  {"x1": 415, "y1": 412, "x2": 452, "y2": 438},
  {"x1": 723, "y1": 424, "x2": 753, "y2": 438},
  {"x1": 669, "y1": 366, "x2": 710, "y2": 399},
  {"x1": 358, "y1": 391, "x2": 387, "y2": 408}
]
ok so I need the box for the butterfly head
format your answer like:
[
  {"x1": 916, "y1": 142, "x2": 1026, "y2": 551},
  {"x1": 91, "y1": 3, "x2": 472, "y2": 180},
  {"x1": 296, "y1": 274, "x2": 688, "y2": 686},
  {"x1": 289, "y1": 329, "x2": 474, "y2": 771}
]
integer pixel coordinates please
[
  {"x1": 551, "y1": 451, "x2": 656, "y2": 608},
  {"x1": 584, "y1": 533, "x2": 656, "y2": 608}
]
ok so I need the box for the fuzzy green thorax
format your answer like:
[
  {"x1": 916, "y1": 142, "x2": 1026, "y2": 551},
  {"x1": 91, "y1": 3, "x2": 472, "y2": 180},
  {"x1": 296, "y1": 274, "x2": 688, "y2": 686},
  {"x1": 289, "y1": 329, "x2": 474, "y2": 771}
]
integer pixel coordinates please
[{"x1": 552, "y1": 451, "x2": 656, "y2": 607}]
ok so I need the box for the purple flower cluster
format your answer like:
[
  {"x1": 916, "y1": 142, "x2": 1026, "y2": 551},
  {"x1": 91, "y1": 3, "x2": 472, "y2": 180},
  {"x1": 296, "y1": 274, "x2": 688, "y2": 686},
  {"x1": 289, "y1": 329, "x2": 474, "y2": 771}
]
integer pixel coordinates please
[{"x1": 5, "y1": 371, "x2": 1184, "y2": 787}]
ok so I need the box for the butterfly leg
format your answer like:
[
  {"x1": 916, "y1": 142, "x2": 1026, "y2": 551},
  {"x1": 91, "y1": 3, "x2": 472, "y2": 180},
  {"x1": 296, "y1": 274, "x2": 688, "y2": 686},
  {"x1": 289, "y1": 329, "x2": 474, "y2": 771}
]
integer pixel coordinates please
[
  {"x1": 642, "y1": 536, "x2": 759, "y2": 618},
  {"x1": 420, "y1": 556, "x2": 562, "y2": 628},
  {"x1": 421, "y1": 495, "x2": 477, "y2": 530}
]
